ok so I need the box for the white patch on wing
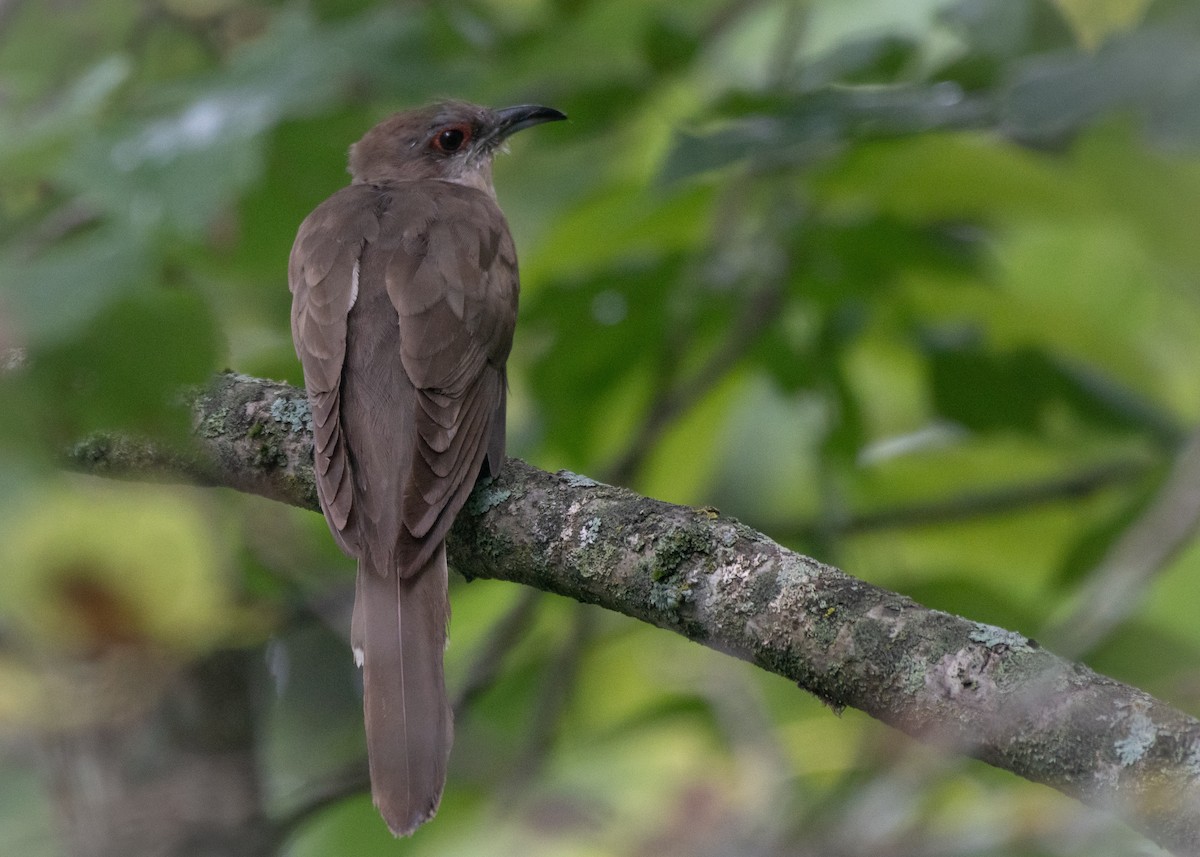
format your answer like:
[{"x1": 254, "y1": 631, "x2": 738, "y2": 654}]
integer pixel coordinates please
[
  {"x1": 348, "y1": 259, "x2": 360, "y2": 310},
  {"x1": 353, "y1": 646, "x2": 364, "y2": 668}
]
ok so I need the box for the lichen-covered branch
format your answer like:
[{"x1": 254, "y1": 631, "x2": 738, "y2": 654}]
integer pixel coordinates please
[
  {"x1": 68, "y1": 372, "x2": 1200, "y2": 857},
  {"x1": 68, "y1": 373, "x2": 319, "y2": 511},
  {"x1": 452, "y1": 463, "x2": 1200, "y2": 856}
]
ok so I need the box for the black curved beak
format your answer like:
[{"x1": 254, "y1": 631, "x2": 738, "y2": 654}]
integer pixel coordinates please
[{"x1": 492, "y1": 104, "x2": 568, "y2": 142}]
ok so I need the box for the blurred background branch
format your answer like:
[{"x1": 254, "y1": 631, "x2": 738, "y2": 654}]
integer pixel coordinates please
[{"x1": 1045, "y1": 428, "x2": 1200, "y2": 658}]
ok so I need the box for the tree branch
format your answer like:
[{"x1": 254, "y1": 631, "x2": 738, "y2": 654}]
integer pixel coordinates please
[
  {"x1": 67, "y1": 372, "x2": 1200, "y2": 857},
  {"x1": 1046, "y1": 428, "x2": 1200, "y2": 658},
  {"x1": 774, "y1": 457, "x2": 1150, "y2": 539}
]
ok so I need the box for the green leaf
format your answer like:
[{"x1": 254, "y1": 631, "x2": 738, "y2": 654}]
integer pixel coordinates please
[
  {"x1": 523, "y1": 255, "x2": 684, "y2": 463},
  {"x1": 797, "y1": 34, "x2": 921, "y2": 88},
  {"x1": 55, "y1": 6, "x2": 431, "y2": 237},
  {"x1": 661, "y1": 86, "x2": 995, "y2": 182},
  {"x1": 924, "y1": 337, "x2": 1174, "y2": 439},
  {"x1": 0, "y1": 228, "x2": 159, "y2": 344},
  {"x1": 938, "y1": 0, "x2": 1075, "y2": 60},
  {"x1": 1002, "y1": 27, "x2": 1200, "y2": 147},
  {"x1": 1052, "y1": 0, "x2": 1153, "y2": 48},
  {"x1": 27, "y1": 287, "x2": 220, "y2": 443},
  {"x1": 0, "y1": 481, "x2": 232, "y2": 656},
  {"x1": 642, "y1": 12, "x2": 700, "y2": 74}
]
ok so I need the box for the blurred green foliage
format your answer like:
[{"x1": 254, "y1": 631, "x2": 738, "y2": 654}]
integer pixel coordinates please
[{"x1": 3, "y1": 0, "x2": 1200, "y2": 855}]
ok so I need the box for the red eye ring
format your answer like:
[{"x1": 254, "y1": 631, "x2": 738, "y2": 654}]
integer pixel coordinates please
[{"x1": 431, "y1": 124, "x2": 471, "y2": 153}]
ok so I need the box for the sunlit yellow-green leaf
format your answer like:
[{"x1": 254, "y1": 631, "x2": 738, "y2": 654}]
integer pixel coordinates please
[
  {"x1": 0, "y1": 481, "x2": 233, "y2": 655},
  {"x1": 1053, "y1": 0, "x2": 1151, "y2": 49}
]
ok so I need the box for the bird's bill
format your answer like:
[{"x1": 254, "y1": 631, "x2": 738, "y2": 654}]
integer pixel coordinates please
[{"x1": 492, "y1": 104, "x2": 567, "y2": 141}]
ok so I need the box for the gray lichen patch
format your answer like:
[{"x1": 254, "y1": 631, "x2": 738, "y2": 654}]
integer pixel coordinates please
[
  {"x1": 706, "y1": 552, "x2": 765, "y2": 625},
  {"x1": 564, "y1": 514, "x2": 624, "y2": 581},
  {"x1": 466, "y1": 481, "x2": 511, "y2": 516},
  {"x1": 1114, "y1": 702, "x2": 1158, "y2": 766},
  {"x1": 579, "y1": 516, "x2": 601, "y2": 547},
  {"x1": 559, "y1": 470, "x2": 600, "y2": 488},
  {"x1": 969, "y1": 623, "x2": 1035, "y2": 653},
  {"x1": 774, "y1": 551, "x2": 817, "y2": 592},
  {"x1": 269, "y1": 396, "x2": 313, "y2": 434},
  {"x1": 766, "y1": 552, "x2": 819, "y2": 619}
]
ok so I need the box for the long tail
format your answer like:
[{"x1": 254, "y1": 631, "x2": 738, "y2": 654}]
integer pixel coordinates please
[{"x1": 352, "y1": 543, "x2": 452, "y2": 836}]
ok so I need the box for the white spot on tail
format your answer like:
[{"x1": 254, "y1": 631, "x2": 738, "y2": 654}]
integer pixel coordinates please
[
  {"x1": 353, "y1": 646, "x2": 364, "y2": 668},
  {"x1": 349, "y1": 259, "x2": 360, "y2": 310}
]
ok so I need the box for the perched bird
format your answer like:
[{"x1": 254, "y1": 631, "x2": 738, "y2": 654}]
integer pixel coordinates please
[{"x1": 288, "y1": 101, "x2": 565, "y2": 835}]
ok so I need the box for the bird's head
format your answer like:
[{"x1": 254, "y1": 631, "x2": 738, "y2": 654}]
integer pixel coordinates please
[{"x1": 348, "y1": 101, "x2": 566, "y2": 193}]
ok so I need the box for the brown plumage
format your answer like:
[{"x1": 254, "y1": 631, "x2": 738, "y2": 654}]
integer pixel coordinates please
[{"x1": 288, "y1": 101, "x2": 565, "y2": 836}]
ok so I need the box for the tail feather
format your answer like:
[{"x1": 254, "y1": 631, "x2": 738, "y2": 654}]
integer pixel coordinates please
[{"x1": 354, "y1": 543, "x2": 452, "y2": 836}]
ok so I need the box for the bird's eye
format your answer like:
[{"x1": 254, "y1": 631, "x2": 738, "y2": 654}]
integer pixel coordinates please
[{"x1": 431, "y1": 125, "x2": 470, "y2": 153}]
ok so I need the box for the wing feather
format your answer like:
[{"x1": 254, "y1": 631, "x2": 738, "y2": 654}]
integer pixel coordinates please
[
  {"x1": 382, "y1": 182, "x2": 518, "y2": 571},
  {"x1": 288, "y1": 184, "x2": 385, "y2": 556}
]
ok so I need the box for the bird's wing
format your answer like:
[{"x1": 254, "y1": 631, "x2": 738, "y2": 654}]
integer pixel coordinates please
[
  {"x1": 378, "y1": 181, "x2": 519, "y2": 572},
  {"x1": 288, "y1": 184, "x2": 382, "y2": 557}
]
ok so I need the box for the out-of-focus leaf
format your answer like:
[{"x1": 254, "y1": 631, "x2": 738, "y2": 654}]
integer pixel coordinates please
[
  {"x1": 0, "y1": 0, "x2": 139, "y2": 107},
  {"x1": 932, "y1": 0, "x2": 1072, "y2": 93},
  {"x1": 66, "y1": 117, "x2": 266, "y2": 236},
  {"x1": 56, "y1": 7, "x2": 428, "y2": 237},
  {"x1": 745, "y1": 215, "x2": 981, "y2": 402},
  {"x1": 1088, "y1": 621, "x2": 1200, "y2": 694},
  {"x1": 1002, "y1": 27, "x2": 1200, "y2": 147},
  {"x1": 638, "y1": 370, "x2": 741, "y2": 505},
  {"x1": 228, "y1": 110, "x2": 383, "y2": 286},
  {"x1": 924, "y1": 337, "x2": 1171, "y2": 438},
  {"x1": 1140, "y1": 536, "x2": 1200, "y2": 651},
  {"x1": 904, "y1": 578, "x2": 1041, "y2": 633},
  {"x1": 524, "y1": 255, "x2": 684, "y2": 462},
  {"x1": 843, "y1": 435, "x2": 1140, "y2": 609},
  {"x1": 27, "y1": 287, "x2": 220, "y2": 443},
  {"x1": 797, "y1": 34, "x2": 921, "y2": 89},
  {"x1": 815, "y1": 130, "x2": 1084, "y2": 222},
  {"x1": 1053, "y1": 0, "x2": 1153, "y2": 48},
  {"x1": 263, "y1": 622, "x2": 366, "y2": 811},
  {"x1": 0, "y1": 228, "x2": 158, "y2": 344},
  {"x1": 0, "y1": 481, "x2": 231, "y2": 656},
  {"x1": 135, "y1": 16, "x2": 213, "y2": 82},
  {"x1": 939, "y1": 0, "x2": 1075, "y2": 60},
  {"x1": 643, "y1": 12, "x2": 700, "y2": 74},
  {"x1": 797, "y1": 216, "x2": 982, "y2": 305},
  {"x1": 706, "y1": 375, "x2": 827, "y2": 523},
  {"x1": 992, "y1": 216, "x2": 1200, "y2": 420},
  {"x1": 487, "y1": 0, "x2": 722, "y2": 92},
  {"x1": 520, "y1": 182, "x2": 715, "y2": 285},
  {"x1": 662, "y1": 85, "x2": 994, "y2": 182},
  {"x1": 0, "y1": 55, "x2": 131, "y2": 177},
  {"x1": 820, "y1": 323, "x2": 870, "y2": 464}
]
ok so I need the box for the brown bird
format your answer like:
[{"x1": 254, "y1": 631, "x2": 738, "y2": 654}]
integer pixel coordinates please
[{"x1": 288, "y1": 101, "x2": 565, "y2": 835}]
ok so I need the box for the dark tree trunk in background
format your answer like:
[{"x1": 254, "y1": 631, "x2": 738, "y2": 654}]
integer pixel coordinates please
[{"x1": 42, "y1": 650, "x2": 270, "y2": 857}]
